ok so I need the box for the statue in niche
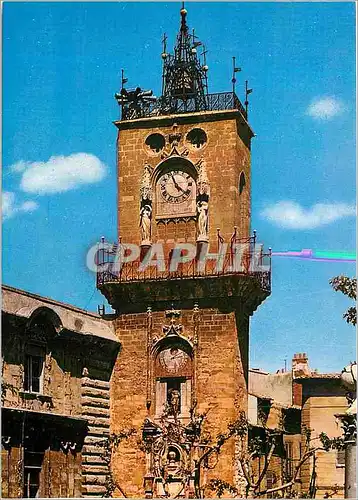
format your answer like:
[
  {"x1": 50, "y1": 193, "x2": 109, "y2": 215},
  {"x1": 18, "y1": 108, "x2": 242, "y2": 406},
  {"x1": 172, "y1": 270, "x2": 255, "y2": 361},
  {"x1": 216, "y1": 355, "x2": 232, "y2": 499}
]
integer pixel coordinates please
[
  {"x1": 140, "y1": 163, "x2": 153, "y2": 203},
  {"x1": 168, "y1": 388, "x2": 180, "y2": 417},
  {"x1": 197, "y1": 200, "x2": 209, "y2": 242},
  {"x1": 140, "y1": 204, "x2": 152, "y2": 245},
  {"x1": 196, "y1": 158, "x2": 210, "y2": 198}
]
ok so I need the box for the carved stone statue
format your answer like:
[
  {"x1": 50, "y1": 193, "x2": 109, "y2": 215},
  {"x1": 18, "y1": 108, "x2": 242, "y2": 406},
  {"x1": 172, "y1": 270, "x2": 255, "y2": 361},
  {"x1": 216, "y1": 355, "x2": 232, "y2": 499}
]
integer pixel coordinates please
[
  {"x1": 196, "y1": 158, "x2": 210, "y2": 198},
  {"x1": 197, "y1": 200, "x2": 209, "y2": 242},
  {"x1": 140, "y1": 163, "x2": 153, "y2": 203},
  {"x1": 140, "y1": 204, "x2": 152, "y2": 245},
  {"x1": 168, "y1": 389, "x2": 181, "y2": 417}
]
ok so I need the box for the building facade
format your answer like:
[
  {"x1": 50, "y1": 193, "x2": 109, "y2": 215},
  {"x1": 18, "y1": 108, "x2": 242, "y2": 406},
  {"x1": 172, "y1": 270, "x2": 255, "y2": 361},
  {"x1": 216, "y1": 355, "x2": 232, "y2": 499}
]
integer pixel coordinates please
[
  {"x1": 1, "y1": 285, "x2": 119, "y2": 498},
  {"x1": 248, "y1": 353, "x2": 348, "y2": 498}
]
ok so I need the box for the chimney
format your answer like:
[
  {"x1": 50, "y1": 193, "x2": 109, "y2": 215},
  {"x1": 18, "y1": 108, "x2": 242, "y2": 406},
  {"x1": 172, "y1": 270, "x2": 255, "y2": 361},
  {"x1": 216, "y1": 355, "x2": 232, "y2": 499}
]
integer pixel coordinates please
[
  {"x1": 292, "y1": 353, "x2": 310, "y2": 406},
  {"x1": 292, "y1": 352, "x2": 310, "y2": 378}
]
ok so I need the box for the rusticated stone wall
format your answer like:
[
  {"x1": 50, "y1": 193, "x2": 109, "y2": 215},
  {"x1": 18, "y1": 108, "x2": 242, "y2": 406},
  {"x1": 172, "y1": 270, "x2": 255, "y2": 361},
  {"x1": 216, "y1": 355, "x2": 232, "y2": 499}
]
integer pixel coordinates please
[
  {"x1": 1, "y1": 286, "x2": 119, "y2": 499},
  {"x1": 81, "y1": 376, "x2": 111, "y2": 497}
]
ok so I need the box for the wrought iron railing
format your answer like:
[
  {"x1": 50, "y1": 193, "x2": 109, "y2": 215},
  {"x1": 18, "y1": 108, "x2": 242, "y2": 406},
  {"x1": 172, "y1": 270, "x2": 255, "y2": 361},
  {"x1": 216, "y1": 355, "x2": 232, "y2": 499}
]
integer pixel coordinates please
[
  {"x1": 96, "y1": 242, "x2": 271, "y2": 293},
  {"x1": 121, "y1": 91, "x2": 247, "y2": 121}
]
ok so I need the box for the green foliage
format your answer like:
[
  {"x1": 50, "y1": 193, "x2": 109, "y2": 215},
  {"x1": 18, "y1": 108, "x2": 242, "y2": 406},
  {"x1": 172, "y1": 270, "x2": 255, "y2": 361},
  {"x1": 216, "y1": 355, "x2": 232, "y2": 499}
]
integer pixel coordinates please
[
  {"x1": 319, "y1": 432, "x2": 344, "y2": 452},
  {"x1": 330, "y1": 275, "x2": 357, "y2": 325}
]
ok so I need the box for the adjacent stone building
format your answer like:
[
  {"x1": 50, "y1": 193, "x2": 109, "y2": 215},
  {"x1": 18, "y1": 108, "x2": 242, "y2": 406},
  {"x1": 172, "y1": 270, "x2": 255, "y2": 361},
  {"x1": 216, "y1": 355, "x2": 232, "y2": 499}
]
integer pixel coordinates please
[
  {"x1": 248, "y1": 353, "x2": 348, "y2": 498},
  {"x1": 1, "y1": 285, "x2": 119, "y2": 497}
]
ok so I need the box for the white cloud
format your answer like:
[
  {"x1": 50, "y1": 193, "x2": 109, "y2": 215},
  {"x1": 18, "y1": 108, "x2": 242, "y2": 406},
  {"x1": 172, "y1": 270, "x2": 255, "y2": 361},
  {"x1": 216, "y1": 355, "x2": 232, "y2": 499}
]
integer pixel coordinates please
[
  {"x1": 261, "y1": 201, "x2": 356, "y2": 230},
  {"x1": 9, "y1": 160, "x2": 30, "y2": 173},
  {"x1": 21, "y1": 200, "x2": 39, "y2": 213},
  {"x1": 10, "y1": 153, "x2": 107, "y2": 195},
  {"x1": 306, "y1": 96, "x2": 344, "y2": 120},
  {"x1": 2, "y1": 191, "x2": 39, "y2": 220}
]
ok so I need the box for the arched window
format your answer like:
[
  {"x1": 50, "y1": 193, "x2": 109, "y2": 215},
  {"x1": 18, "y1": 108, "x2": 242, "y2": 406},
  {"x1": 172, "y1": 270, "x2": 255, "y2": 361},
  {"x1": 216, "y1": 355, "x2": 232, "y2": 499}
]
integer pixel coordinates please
[
  {"x1": 154, "y1": 339, "x2": 193, "y2": 418},
  {"x1": 24, "y1": 308, "x2": 59, "y2": 395},
  {"x1": 239, "y1": 171, "x2": 246, "y2": 195}
]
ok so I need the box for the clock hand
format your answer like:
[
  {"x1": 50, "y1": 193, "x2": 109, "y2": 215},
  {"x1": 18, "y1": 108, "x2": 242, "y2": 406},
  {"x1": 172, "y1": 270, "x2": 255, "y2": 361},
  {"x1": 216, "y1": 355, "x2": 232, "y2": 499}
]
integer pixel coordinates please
[
  {"x1": 171, "y1": 173, "x2": 188, "y2": 194},
  {"x1": 171, "y1": 173, "x2": 184, "y2": 193}
]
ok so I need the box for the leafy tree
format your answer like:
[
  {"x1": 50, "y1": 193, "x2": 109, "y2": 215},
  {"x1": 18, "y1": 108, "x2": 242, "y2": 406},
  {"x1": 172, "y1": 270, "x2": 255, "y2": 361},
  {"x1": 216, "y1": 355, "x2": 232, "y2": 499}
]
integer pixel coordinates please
[
  {"x1": 98, "y1": 411, "x2": 339, "y2": 498},
  {"x1": 209, "y1": 419, "x2": 335, "y2": 499},
  {"x1": 330, "y1": 275, "x2": 357, "y2": 325}
]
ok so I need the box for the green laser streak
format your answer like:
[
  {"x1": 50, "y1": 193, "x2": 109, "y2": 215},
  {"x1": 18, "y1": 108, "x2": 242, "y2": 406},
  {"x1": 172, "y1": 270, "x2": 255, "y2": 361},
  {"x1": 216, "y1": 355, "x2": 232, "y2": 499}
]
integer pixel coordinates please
[{"x1": 315, "y1": 251, "x2": 356, "y2": 260}]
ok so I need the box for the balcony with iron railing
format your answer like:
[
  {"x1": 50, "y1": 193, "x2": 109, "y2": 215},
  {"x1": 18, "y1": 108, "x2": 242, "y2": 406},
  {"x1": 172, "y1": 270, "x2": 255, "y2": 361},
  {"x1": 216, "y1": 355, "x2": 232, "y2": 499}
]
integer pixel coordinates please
[
  {"x1": 95, "y1": 235, "x2": 271, "y2": 312},
  {"x1": 120, "y1": 91, "x2": 248, "y2": 122}
]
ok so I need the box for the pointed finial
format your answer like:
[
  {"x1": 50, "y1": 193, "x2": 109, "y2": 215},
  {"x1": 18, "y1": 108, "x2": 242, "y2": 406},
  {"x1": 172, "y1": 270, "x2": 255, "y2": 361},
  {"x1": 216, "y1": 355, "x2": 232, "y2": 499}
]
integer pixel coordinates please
[
  {"x1": 232, "y1": 57, "x2": 241, "y2": 94},
  {"x1": 180, "y1": 1, "x2": 187, "y2": 18}
]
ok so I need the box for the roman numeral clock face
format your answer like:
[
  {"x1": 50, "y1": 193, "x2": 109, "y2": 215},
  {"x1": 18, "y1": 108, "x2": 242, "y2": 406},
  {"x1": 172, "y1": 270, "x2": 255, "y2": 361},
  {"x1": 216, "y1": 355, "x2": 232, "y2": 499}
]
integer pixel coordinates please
[{"x1": 159, "y1": 170, "x2": 193, "y2": 204}]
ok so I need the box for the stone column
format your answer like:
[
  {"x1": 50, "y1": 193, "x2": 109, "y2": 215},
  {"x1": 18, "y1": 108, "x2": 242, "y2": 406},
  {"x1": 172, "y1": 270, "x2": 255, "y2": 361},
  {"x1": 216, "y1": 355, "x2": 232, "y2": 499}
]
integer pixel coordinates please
[
  {"x1": 340, "y1": 363, "x2": 357, "y2": 499},
  {"x1": 341, "y1": 414, "x2": 357, "y2": 499}
]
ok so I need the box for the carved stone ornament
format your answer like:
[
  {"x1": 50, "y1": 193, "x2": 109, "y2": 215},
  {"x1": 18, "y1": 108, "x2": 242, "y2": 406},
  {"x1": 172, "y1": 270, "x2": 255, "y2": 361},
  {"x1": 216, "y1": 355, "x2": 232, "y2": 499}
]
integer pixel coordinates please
[
  {"x1": 140, "y1": 163, "x2": 154, "y2": 203},
  {"x1": 196, "y1": 158, "x2": 210, "y2": 199},
  {"x1": 168, "y1": 124, "x2": 182, "y2": 147},
  {"x1": 163, "y1": 307, "x2": 183, "y2": 337},
  {"x1": 161, "y1": 141, "x2": 189, "y2": 160},
  {"x1": 142, "y1": 410, "x2": 199, "y2": 498},
  {"x1": 160, "y1": 122, "x2": 189, "y2": 159},
  {"x1": 151, "y1": 307, "x2": 195, "y2": 353},
  {"x1": 156, "y1": 215, "x2": 197, "y2": 226}
]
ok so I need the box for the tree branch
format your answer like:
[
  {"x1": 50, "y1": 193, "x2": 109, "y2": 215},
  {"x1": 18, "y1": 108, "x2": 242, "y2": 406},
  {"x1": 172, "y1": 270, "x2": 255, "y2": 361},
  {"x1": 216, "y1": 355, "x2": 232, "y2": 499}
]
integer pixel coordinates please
[
  {"x1": 254, "y1": 435, "x2": 276, "y2": 490},
  {"x1": 256, "y1": 446, "x2": 323, "y2": 497}
]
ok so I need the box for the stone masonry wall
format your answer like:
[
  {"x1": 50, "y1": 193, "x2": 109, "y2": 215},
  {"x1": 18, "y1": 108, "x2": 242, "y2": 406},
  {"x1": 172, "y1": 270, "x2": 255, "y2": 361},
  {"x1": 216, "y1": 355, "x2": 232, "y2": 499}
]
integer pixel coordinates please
[
  {"x1": 110, "y1": 305, "x2": 249, "y2": 497},
  {"x1": 117, "y1": 113, "x2": 251, "y2": 249},
  {"x1": 301, "y1": 386, "x2": 347, "y2": 498}
]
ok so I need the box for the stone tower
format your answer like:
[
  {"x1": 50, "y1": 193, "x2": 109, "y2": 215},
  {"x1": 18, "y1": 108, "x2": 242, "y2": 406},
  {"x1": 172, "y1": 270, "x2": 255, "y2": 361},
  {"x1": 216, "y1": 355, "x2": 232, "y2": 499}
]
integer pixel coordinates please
[{"x1": 97, "y1": 5, "x2": 271, "y2": 498}]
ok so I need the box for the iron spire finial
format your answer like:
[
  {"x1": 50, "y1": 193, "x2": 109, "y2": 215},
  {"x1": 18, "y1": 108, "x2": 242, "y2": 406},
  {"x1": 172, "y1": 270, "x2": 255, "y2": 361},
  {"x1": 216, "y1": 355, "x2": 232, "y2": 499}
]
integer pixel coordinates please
[
  {"x1": 160, "y1": 1, "x2": 209, "y2": 111},
  {"x1": 180, "y1": 1, "x2": 187, "y2": 21}
]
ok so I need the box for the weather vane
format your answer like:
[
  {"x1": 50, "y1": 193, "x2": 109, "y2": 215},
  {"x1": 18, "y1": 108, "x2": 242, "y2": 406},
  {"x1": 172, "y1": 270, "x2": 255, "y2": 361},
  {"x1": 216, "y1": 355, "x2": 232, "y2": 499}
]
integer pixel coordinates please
[
  {"x1": 245, "y1": 79, "x2": 253, "y2": 115},
  {"x1": 231, "y1": 56, "x2": 241, "y2": 95}
]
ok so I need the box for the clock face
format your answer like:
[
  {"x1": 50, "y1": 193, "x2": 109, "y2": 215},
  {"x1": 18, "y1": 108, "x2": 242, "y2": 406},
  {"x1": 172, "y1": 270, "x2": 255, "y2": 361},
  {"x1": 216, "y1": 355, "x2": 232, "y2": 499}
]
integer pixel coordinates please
[
  {"x1": 159, "y1": 170, "x2": 193, "y2": 204},
  {"x1": 158, "y1": 347, "x2": 189, "y2": 374}
]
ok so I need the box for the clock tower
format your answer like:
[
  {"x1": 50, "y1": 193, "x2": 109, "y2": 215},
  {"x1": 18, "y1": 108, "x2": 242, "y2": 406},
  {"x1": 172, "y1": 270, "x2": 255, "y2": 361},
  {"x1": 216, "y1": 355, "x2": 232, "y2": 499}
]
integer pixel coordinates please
[{"x1": 97, "y1": 5, "x2": 271, "y2": 498}]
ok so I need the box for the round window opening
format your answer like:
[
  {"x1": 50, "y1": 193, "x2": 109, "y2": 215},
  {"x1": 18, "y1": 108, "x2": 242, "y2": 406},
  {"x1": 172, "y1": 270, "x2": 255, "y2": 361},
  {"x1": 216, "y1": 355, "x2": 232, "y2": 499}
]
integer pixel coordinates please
[
  {"x1": 145, "y1": 133, "x2": 165, "y2": 154},
  {"x1": 186, "y1": 128, "x2": 207, "y2": 149}
]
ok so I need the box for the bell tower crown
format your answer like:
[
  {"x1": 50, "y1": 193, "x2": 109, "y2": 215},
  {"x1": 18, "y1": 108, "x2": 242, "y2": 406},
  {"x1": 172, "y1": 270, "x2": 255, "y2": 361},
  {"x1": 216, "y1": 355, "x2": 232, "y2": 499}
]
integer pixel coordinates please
[
  {"x1": 161, "y1": 2, "x2": 208, "y2": 111},
  {"x1": 115, "y1": 3, "x2": 249, "y2": 122}
]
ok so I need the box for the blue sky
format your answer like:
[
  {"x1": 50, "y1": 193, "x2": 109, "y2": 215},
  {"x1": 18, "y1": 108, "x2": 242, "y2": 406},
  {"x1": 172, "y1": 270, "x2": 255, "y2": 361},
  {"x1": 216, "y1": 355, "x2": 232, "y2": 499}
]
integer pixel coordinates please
[{"x1": 2, "y1": 1, "x2": 356, "y2": 373}]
